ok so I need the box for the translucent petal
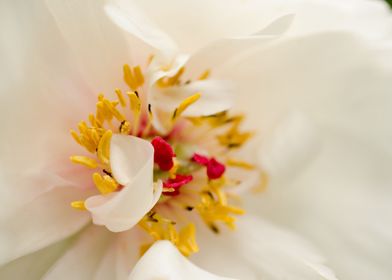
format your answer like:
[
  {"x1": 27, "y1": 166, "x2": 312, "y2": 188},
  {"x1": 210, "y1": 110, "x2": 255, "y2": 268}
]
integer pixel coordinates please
[{"x1": 85, "y1": 135, "x2": 162, "y2": 232}]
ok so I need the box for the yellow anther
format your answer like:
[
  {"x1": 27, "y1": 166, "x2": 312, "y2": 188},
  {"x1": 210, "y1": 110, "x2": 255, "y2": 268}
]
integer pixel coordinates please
[
  {"x1": 128, "y1": 91, "x2": 141, "y2": 134},
  {"x1": 73, "y1": 122, "x2": 97, "y2": 153},
  {"x1": 70, "y1": 129, "x2": 82, "y2": 146},
  {"x1": 90, "y1": 128, "x2": 101, "y2": 145},
  {"x1": 217, "y1": 128, "x2": 253, "y2": 149},
  {"x1": 187, "y1": 111, "x2": 230, "y2": 127},
  {"x1": 70, "y1": 156, "x2": 98, "y2": 168},
  {"x1": 178, "y1": 224, "x2": 199, "y2": 256},
  {"x1": 172, "y1": 93, "x2": 201, "y2": 121},
  {"x1": 88, "y1": 114, "x2": 102, "y2": 128},
  {"x1": 169, "y1": 159, "x2": 179, "y2": 179},
  {"x1": 71, "y1": 201, "x2": 86, "y2": 210},
  {"x1": 197, "y1": 191, "x2": 244, "y2": 232},
  {"x1": 119, "y1": 120, "x2": 132, "y2": 134},
  {"x1": 253, "y1": 170, "x2": 269, "y2": 193},
  {"x1": 128, "y1": 91, "x2": 141, "y2": 113},
  {"x1": 92, "y1": 172, "x2": 118, "y2": 194},
  {"x1": 198, "y1": 69, "x2": 210, "y2": 80},
  {"x1": 124, "y1": 64, "x2": 137, "y2": 90},
  {"x1": 124, "y1": 64, "x2": 144, "y2": 90},
  {"x1": 226, "y1": 159, "x2": 255, "y2": 170},
  {"x1": 77, "y1": 121, "x2": 89, "y2": 135},
  {"x1": 103, "y1": 99, "x2": 125, "y2": 121},
  {"x1": 168, "y1": 67, "x2": 185, "y2": 85},
  {"x1": 115, "y1": 88, "x2": 126, "y2": 107},
  {"x1": 139, "y1": 214, "x2": 199, "y2": 257},
  {"x1": 133, "y1": 66, "x2": 145, "y2": 86},
  {"x1": 157, "y1": 67, "x2": 185, "y2": 87},
  {"x1": 97, "y1": 130, "x2": 112, "y2": 165},
  {"x1": 96, "y1": 101, "x2": 113, "y2": 122}
]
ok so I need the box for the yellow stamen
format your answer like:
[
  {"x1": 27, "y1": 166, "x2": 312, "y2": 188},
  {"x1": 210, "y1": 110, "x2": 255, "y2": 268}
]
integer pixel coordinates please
[
  {"x1": 70, "y1": 129, "x2": 82, "y2": 146},
  {"x1": 133, "y1": 66, "x2": 145, "y2": 86},
  {"x1": 157, "y1": 67, "x2": 186, "y2": 87},
  {"x1": 88, "y1": 114, "x2": 102, "y2": 128},
  {"x1": 253, "y1": 170, "x2": 269, "y2": 193},
  {"x1": 124, "y1": 64, "x2": 144, "y2": 90},
  {"x1": 198, "y1": 69, "x2": 210, "y2": 80},
  {"x1": 92, "y1": 172, "x2": 118, "y2": 194},
  {"x1": 178, "y1": 224, "x2": 199, "y2": 257},
  {"x1": 103, "y1": 99, "x2": 125, "y2": 122},
  {"x1": 172, "y1": 93, "x2": 201, "y2": 121},
  {"x1": 119, "y1": 120, "x2": 131, "y2": 134},
  {"x1": 70, "y1": 155, "x2": 98, "y2": 169},
  {"x1": 169, "y1": 158, "x2": 179, "y2": 179},
  {"x1": 139, "y1": 214, "x2": 199, "y2": 257},
  {"x1": 217, "y1": 118, "x2": 253, "y2": 149},
  {"x1": 128, "y1": 91, "x2": 141, "y2": 134},
  {"x1": 97, "y1": 130, "x2": 112, "y2": 165},
  {"x1": 71, "y1": 200, "x2": 86, "y2": 210},
  {"x1": 115, "y1": 88, "x2": 126, "y2": 107},
  {"x1": 226, "y1": 159, "x2": 255, "y2": 170},
  {"x1": 197, "y1": 191, "x2": 245, "y2": 232}
]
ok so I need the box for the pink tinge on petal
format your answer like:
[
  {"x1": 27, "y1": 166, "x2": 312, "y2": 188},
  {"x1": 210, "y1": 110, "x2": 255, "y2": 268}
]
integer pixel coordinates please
[
  {"x1": 192, "y1": 153, "x2": 226, "y2": 179},
  {"x1": 151, "y1": 136, "x2": 175, "y2": 171},
  {"x1": 206, "y1": 158, "x2": 226, "y2": 180},
  {"x1": 163, "y1": 174, "x2": 193, "y2": 196}
]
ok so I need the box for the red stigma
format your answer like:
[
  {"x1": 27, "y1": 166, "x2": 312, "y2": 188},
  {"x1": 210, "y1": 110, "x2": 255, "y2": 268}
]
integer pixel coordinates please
[
  {"x1": 163, "y1": 174, "x2": 193, "y2": 196},
  {"x1": 192, "y1": 153, "x2": 226, "y2": 179},
  {"x1": 151, "y1": 137, "x2": 175, "y2": 171},
  {"x1": 206, "y1": 158, "x2": 226, "y2": 179},
  {"x1": 191, "y1": 153, "x2": 209, "y2": 165}
]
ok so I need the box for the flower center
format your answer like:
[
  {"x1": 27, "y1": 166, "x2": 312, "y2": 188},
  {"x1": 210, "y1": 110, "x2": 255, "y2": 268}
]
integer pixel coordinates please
[{"x1": 68, "y1": 61, "x2": 266, "y2": 257}]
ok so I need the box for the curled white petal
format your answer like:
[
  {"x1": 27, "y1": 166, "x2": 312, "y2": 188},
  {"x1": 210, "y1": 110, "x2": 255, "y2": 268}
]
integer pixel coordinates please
[
  {"x1": 129, "y1": 241, "x2": 236, "y2": 280},
  {"x1": 104, "y1": 0, "x2": 178, "y2": 60},
  {"x1": 150, "y1": 79, "x2": 234, "y2": 133},
  {"x1": 85, "y1": 134, "x2": 162, "y2": 232}
]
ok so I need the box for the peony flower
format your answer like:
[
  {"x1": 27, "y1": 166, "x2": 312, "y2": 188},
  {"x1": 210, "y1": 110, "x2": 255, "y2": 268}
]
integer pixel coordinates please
[{"x1": 1, "y1": 0, "x2": 392, "y2": 279}]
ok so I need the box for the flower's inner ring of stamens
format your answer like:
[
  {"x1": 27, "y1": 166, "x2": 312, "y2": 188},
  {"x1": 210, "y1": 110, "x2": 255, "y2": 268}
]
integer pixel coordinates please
[{"x1": 69, "y1": 61, "x2": 264, "y2": 256}]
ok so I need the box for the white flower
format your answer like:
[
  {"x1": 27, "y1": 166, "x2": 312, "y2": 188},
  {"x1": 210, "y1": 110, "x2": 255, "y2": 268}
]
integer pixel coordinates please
[{"x1": 1, "y1": 0, "x2": 392, "y2": 280}]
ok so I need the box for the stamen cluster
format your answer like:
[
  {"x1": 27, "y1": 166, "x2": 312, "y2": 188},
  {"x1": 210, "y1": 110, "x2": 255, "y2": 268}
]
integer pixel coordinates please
[{"x1": 69, "y1": 63, "x2": 259, "y2": 256}]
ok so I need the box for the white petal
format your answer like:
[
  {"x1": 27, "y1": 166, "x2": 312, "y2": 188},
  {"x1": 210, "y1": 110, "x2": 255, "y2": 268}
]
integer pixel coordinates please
[
  {"x1": 131, "y1": 0, "x2": 392, "y2": 52},
  {"x1": 0, "y1": 236, "x2": 73, "y2": 279},
  {"x1": 0, "y1": 1, "x2": 95, "y2": 172},
  {"x1": 0, "y1": 185, "x2": 91, "y2": 266},
  {"x1": 85, "y1": 134, "x2": 162, "y2": 232},
  {"x1": 192, "y1": 216, "x2": 337, "y2": 280},
  {"x1": 46, "y1": 0, "x2": 135, "y2": 94},
  {"x1": 147, "y1": 53, "x2": 189, "y2": 87},
  {"x1": 219, "y1": 32, "x2": 392, "y2": 155},
  {"x1": 104, "y1": 0, "x2": 178, "y2": 60},
  {"x1": 258, "y1": 111, "x2": 321, "y2": 183},
  {"x1": 253, "y1": 128, "x2": 392, "y2": 280},
  {"x1": 153, "y1": 80, "x2": 233, "y2": 116},
  {"x1": 43, "y1": 225, "x2": 111, "y2": 280},
  {"x1": 186, "y1": 14, "x2": 293, "y2": 76},
  {"x1": 129, "y1": 240, "x2": 235, "y2": 280},
  {"x1": 94, "y1": 230, "x2": 140, "y2": 280},
  {"x1": 128, "y1": 1, "x2": 295, "y2": 54},
  {"x1": 150, "y1": 79, "x2": 234, "y2": 134}
]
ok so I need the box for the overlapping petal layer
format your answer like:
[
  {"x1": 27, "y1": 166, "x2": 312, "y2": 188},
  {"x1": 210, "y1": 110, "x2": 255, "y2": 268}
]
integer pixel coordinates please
[{"x1": 85, "y1": 135, "x2": 162, "y2": 232}]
